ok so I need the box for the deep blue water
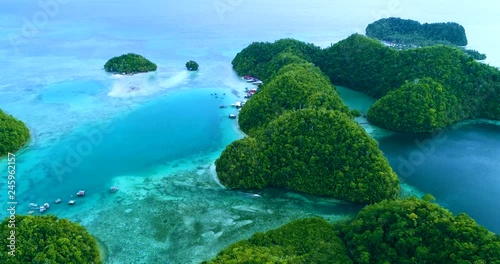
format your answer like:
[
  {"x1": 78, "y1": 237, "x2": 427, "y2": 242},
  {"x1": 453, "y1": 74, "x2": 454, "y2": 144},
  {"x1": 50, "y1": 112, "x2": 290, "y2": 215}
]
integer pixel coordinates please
[{"x1": 379, "y1": 122, "x2": 500, "y2": 233}]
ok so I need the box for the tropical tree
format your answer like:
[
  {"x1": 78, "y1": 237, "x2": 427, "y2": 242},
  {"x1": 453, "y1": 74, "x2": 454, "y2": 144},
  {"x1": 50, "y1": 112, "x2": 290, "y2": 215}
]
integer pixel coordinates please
[
  {"x1": 104, "y1": 53, "x2": 157, "y2": 74},
  {"x1": 0, "y1": 215, "x2": 102, "y2": 264},
  {"x1": 0, "y1": 109, "x2": 30, "y2": 157},
  {"x1": 185, "y1": 60, "x2": 199, "y2": 71}
]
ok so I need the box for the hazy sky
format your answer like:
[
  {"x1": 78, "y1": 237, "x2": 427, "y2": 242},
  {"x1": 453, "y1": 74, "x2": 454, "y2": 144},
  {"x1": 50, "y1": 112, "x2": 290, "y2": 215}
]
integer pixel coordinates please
[{"x1": 2, "y1": 0, "x2": 499, "y2": 65}]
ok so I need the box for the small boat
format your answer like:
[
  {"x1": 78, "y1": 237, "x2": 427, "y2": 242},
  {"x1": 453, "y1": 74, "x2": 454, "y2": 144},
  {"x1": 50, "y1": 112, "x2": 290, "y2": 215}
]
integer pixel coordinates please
[
  {"x1": 39, "y1": 206, "x2": 46, "y2": 213},
  {"x1": 43, "y1": 203, "x2": 50, "y2": 209},
  {"x1": 252, "y1": 194, "x2": 261, "y2": 198},
  {"x1": 76, "y1": 190, "x2": 85, "y2": 197},
  {"x1": 55, "y1": 198, "x2": 61, "y2": 204},
  {"x1": 228, "y1": 114, "x2": 237, "y2": 119},
  {"x1": 110, "y1": 186, "x2": 119, "y2": 193},
  {"x1": 28, "y1": 211, "x2": 34, "y2": 215},
  {"x1": 29, "y1": 203, "x2": 38, "y2": 209},
  {"x1": 235, "y1": 102, "x2": 241, "y2": 108},
  {"x1": 253, "y1": 80, "x2": 263, "y2": 85},
  {"x1": 219, "y1": 105, "x2": 226, "y2": 108},
  {"x1": 68, "y1": 200, "x2": 75, "y2": 205}
]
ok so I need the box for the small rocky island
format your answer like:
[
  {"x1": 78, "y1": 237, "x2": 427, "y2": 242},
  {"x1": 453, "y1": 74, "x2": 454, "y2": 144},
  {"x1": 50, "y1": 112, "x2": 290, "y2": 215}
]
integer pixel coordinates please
[
  {"x1": 366, "y1": 17, "x2": 486, "y2": 60},
  {"x1": 185, "y1": 60, "x2": 199, "y2": 71},
  {"x1": 104, "y1": 53, "x2": 157, "y2": 74}
]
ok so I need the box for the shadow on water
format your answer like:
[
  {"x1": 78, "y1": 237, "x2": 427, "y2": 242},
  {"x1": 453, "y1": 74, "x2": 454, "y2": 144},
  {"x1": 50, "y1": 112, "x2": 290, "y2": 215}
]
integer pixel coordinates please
[{"x1": 378, "y1": 122, "x2": 500, "y2": 234}]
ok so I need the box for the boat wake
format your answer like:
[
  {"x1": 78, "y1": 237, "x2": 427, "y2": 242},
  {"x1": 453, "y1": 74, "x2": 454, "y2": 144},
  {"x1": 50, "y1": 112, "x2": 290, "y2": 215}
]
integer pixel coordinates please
[
  {"x1": 210, "y1": 163, "x2": 226, "y2": 189},
  {"x1": 107, "y1": 71, "x2": 189, "y2": 98}
]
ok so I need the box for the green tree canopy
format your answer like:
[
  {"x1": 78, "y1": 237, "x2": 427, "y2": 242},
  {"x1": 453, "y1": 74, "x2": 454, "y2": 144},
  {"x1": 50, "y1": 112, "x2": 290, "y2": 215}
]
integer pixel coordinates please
[
  {"x1": 0, "y1": 109, "x2": 30, "y2": 157},
  {"x1": 341, "y1": 197, "x2": 500, "y2": 264},
  {"x1": 217, "y1": 108, "x2": 399, "y2": 204},
  {"x1": 203, "y1": 218, "x2": 353, "y2": 264},
  {"x1": 367, "y1": 77, "x2": 463, "y2": 133},
  {"x1": 366, "y1": 17, "x2": 468, "y2": 46},
  {"x1": 0, "y1": 215, "x2": 102, "y2": 264},
  {"x1": 320, "y1": 34, "x2": 500, "y2": 130},
  {"x1": 185, "y1": 60, "x2": 199, "y2": 71},
  {"x1": 231, "y1": 38, "x2": 322, "y2": 82},
  {"x1": 238, "y1": 62, "x2": 349, "y2": 135},
  {"x1": 104, "y1": 53, "x2": 157, "y2": 74}
]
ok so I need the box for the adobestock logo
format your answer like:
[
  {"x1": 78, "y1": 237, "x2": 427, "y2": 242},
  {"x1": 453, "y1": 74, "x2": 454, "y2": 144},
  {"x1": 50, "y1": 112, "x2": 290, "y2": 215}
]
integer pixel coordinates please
[
  {"x1": 371, "y1": 0, "x2": 402, "y2": 21},
  {"x1": 50, "y1": 98, "x2": 135, "y2": 183},
  {"x1": 50, "y1": 121, "x2": 115, "y2": 183},
  {"x1": 8, "y1": 0, "x2": 71, "y2": 53},
  {"x1": 396, "y1": 129, "x2": 454, "y2": 178},
  {"x1": 213, "y1": 0, "x2": 243, "y2": 22}
]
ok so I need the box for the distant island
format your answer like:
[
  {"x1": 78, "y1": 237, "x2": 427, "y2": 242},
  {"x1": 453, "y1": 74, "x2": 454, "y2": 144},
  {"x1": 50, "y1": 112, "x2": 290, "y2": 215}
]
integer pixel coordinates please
[
  {"x1": 185, "y1": 60, "x2": 199, "y2": 71},
  {"x1": 366, "y1": 17, "x2": 468, "y2": 46},
  {"x1": 204, "y1": 197, "x2": 500, "y2": 263},
  {"x1": 366, "y1": 17, "x2": 486, "y2": 60},
  {"x1": 104, "y1": 53, "x2": 157, "y2": 74},
  {"x1": 0, "y1": 109, "x2": 30, "y2": 157}
]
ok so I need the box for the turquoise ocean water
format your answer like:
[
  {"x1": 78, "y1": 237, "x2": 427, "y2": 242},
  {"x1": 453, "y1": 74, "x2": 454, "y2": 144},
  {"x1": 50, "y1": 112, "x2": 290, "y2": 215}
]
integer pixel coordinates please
[{"x1": 1, "y1": 0, "x2": 499, "y2": 263}]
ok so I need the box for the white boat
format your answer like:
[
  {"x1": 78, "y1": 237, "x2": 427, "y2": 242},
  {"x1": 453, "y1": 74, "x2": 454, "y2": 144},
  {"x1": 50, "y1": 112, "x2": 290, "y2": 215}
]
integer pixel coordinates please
[
  {"x1": 228, "y1": 114, "x2": 237, "y2": 119},
  {"x1": 68, "y1": 200, "x2": 76, "y2": 205}
]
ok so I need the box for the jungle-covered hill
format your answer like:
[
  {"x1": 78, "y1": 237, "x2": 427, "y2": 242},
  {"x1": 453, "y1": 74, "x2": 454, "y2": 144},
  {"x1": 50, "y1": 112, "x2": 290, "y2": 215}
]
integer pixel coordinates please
[{"x1": 0, "y1": 109, "x2": 30, "y2": 157}]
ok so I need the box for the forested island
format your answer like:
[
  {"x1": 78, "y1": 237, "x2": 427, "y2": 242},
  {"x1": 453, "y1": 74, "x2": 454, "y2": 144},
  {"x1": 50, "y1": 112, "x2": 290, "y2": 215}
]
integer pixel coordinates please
[
  {"x1": 104, "y1": 53, "x2": 157, "y2": 74},
  {"x1": 0, "y1": 215, "x2": 102, "y2": 263},
  {"x1": 210, "y1": 26, "x2": 500, "y2": 262},
  {"x1": 216, "y1": 40, "x2": 399, "y2": 204},
  {"x1": 185, "y1": 60, "x2": 199, "y2": 71},
  {"x1": 230, "y1": 34, "x2": 500, "y2": 133},
  {"x1": 366, "y1": 17, "x2": 486, "y2": 60},
  {"x1": 322, "y1": 34, "x2": 500, "y2": 132},
  {"x1": 4, "y1": 17, "x2": 499, "y2": 263},
  {"x1": 366, "y1": 17, "x2": 468, "y2": 46},
  {"x1": 0, "y1": 109, "x2": 30, "y2": 157},
  {"x1": 204, "y1": 197, "x2": 500, "y2": 263}
]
